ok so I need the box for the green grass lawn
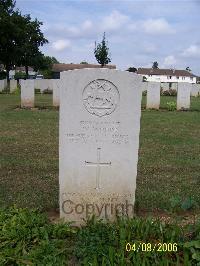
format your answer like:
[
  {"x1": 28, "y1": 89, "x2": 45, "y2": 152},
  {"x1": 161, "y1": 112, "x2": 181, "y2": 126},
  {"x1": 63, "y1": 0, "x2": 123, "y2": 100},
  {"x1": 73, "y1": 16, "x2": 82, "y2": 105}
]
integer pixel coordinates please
[{"x1": 0, "y1": 94, "x2": 200, "y2": 213}]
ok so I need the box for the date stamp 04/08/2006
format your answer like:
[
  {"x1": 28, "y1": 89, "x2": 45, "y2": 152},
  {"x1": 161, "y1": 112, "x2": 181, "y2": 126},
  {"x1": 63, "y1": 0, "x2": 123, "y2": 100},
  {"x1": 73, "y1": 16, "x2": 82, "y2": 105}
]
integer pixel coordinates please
[{"x1": 126, "y1": 242, "x2": 178, "y2": 253}]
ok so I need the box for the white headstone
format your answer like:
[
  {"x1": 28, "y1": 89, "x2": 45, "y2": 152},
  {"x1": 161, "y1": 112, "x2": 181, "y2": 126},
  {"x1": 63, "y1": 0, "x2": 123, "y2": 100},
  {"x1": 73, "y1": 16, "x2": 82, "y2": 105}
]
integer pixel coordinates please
[
  {"x1": 10, "y1": 79, "x2": 17, "y2": 93},
  {"x1": 59, "y1": 69, "x2": 143, "y2": 224},
  {"x1": 161, "y1": 83, "x2": 169, "y2": 91},
  {"x1": 146, "y1": 82, "x2": 160, "y2": 109},
  {"x1": 0, "y1": 79, "x2": 7, "y2": 92},
  {"x1": 48, "y1": 79, "x2": 54, "y2": 91},
  {"x1": 52, "y1": 79, "x2": 61, "y2": 107},
  {"x1": 21, "y1": 80, "x2": 34, "y2": 108},
  {"x1": 0, "y1": 80, "x2": 4, "y2": 92},
  {"x1": 171, "y1": 83, "x2": 178, "y2": 91},
  {"x1": 142, "y1": 81, "x2": 148, "y2": 92},
  {"x1": 191, "y1": 84, "x2": 200, "y2": 97},
  {"x1": 34, "y1": 79, "x2": 49, "y2": 93},
  {"x1": 177, "y1": 83, "x2": 191, "y2": 110}
]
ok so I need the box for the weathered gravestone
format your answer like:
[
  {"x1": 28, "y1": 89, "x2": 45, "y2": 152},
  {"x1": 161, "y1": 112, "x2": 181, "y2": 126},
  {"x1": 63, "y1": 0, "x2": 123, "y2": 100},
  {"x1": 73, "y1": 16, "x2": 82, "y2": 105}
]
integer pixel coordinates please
[
  {"x1": 191, "y1": 84, "x2": 200, "y2": 97},
  {"x1": 59, "y1": 69, "x2": 143, "y2": 224},
  {"x1": 10, "y1": 79, "x2": 17, "y2": 93},
  {"x1": 52, "y1": 79, "x2": 61, "y2": 107},
  {"x1": 146, "y1": 82, "x2": 160, "y2": 109},
  {"x1": 21, "y1": 80, "x2": 34, "y2": 108},
  {"x1": 177, "y1": 82, "x2": 191, "y2": 110}
]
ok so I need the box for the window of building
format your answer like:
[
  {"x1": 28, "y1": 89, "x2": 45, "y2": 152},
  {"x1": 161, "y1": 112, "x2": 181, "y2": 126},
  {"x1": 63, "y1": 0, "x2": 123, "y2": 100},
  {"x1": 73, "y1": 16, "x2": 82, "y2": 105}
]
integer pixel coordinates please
[
  {"x1": 190, "y1": 77, "x2": 193, "y2": 81},
  {"x1": 182, "y1": 77, "x2": 185, "y2": 80},
  {"x1": 176, "y1": 76, "x2": 179, "y2": 79}
]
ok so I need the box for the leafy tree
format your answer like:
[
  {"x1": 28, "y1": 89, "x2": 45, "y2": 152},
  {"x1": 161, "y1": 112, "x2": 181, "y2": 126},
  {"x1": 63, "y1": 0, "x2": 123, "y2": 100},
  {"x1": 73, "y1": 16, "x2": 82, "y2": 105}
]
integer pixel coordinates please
[
  {"x1": 0, "y1": 0, "x2": 48, "y2": 82},
  {"x1": 32, "y1": 55, "x2": 59, "y2": 78},
  {"x1": 186, "y1": 66, "x2": 191, "y2": 72},
  {"x1": 94, "y1": 32, "x2": 111, "y2": 67},
  {"x1": 0, "y1": 0, "x2": 20, "y2": 82},
  {"x1": 14, "y1": 71, "x2": 26, "y2": 80},
  {"x1": 16, "y1": 15, "x2": 48, "y2": 77},
  {"x1": 33, "y1": 55, "x2": 59, "y2": 72},
  {"x1": 152, "y1": 61, "x2": 159, "y2": 69},
  {"x1": 80, "y1": 61, "x2": 88, "y2": 64},
  {"x1": 127, "y1": 67, "x2": 137, "y2": 73}
]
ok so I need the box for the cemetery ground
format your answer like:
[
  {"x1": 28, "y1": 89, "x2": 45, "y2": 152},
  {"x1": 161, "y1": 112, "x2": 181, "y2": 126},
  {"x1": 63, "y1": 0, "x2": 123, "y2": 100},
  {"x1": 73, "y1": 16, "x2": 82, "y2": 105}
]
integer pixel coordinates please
[{"x1": 0, "y1": 94, "x2": 200, "y2": 265}]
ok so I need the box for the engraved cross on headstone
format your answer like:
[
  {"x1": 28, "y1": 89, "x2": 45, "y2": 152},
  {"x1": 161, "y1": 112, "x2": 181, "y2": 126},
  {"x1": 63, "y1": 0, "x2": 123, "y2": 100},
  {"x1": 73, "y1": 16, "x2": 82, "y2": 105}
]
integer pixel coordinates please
[{"x1": 85, "y1": 147, "x2": 111, "y2": 190}]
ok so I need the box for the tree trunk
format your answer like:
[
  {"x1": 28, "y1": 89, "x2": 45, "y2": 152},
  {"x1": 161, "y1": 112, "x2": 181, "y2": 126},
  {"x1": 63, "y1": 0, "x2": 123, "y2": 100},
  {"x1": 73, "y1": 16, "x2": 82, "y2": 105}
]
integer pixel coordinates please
[{"x1": 25, "y1": 65, "x2": 29, "y2": 79}]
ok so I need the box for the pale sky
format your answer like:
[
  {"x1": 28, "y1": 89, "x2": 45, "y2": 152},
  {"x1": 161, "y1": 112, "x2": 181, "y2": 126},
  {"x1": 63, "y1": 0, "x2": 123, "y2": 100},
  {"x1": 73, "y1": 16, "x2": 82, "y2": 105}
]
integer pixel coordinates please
[{"x1": 17, "y1": 0, "x2": 200, "y2": 75}]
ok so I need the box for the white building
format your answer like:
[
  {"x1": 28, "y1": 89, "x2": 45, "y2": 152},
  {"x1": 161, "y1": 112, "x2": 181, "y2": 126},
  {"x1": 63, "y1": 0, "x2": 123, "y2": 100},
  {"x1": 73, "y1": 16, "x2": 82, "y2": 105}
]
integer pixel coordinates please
[
  {"x1": 137, "y1": 68, "x2": 197, "y2": 84},
  {"x1": 9, "y1": 67, "x2": 36, "y2": 79}
]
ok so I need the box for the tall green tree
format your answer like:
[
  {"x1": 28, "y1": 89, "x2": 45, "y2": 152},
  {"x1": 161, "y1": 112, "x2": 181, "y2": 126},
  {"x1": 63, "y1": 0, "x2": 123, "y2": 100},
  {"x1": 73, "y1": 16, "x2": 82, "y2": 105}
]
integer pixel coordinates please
[
  {"x1": 32, "y1": 55, "x2": 59, "y2": 71},
  {"x1": 94, "y1": 32, "x2": 111, "y2": 67},
  {"x1": 0, "y1": 0, "x2": 20, "y2": 82},
  {"x1": 32, "y1": 55, "x2": 59, "y2": 78},
  {"x1": 17, "y1": 15, "x2": 48, "y2": 77},
  {"x1": 152, "y1": 61, "x2": 159, "y2": 69},
  {"x1": 0, "y1": 0, "x2": 48, "y2": 82}
]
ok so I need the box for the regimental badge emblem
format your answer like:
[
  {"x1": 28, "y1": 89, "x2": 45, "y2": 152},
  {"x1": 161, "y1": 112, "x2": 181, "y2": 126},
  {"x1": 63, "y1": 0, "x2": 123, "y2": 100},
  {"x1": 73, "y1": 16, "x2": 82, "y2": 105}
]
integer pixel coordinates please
[{"x1": 82, "y1": 79, "x2": 120, "y2": 117}]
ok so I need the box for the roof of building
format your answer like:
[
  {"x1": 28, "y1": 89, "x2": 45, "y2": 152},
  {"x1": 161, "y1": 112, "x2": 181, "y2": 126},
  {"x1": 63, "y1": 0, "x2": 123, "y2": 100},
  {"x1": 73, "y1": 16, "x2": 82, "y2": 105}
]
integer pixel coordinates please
[
  {"x1": 52, "y1": 63, "x2": 116, "y2": 72},
  {"x1": 137, "y1": 68, "x2": 195, "y2": 77}
]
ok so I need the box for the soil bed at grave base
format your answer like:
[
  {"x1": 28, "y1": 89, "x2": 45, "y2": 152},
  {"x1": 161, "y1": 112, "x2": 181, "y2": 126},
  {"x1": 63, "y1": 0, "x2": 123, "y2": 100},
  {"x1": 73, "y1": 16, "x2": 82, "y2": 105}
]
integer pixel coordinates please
[{"x1": 0, "y1": 94, "x2": 200, "y2": 215}]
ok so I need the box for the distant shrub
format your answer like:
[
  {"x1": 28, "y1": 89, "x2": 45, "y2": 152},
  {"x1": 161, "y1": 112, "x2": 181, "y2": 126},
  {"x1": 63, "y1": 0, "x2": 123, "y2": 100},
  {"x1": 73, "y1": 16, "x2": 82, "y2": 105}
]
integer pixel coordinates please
[
  {"x1": 142, "y1": 90, "x2": 147, "y2": 96},
  {"x1": 35, "y1": 88, "x2": 41, "y2": 94},
  {"x1": 43, "y1": 88, "x2": 52, "y2": 94},
  {"x1": 0, "y1": 71, "x2": 6, "y2": 80},
  {"x1": 14, "y1": 71, "x2": 26, "y2": 80},
  {"x1": 162, "y1": 89, "x2": 177, "y2": 96},
  {"x1": 167, "y1": 101, "x2": 176, "y2": 111}
]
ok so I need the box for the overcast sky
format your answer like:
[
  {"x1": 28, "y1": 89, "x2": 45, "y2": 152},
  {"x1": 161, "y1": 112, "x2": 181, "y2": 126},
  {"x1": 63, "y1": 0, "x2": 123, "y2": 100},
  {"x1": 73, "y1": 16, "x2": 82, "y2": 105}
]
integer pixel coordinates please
[{"x1": 17, "y1": 0, "x2": 200, "y2": 75}]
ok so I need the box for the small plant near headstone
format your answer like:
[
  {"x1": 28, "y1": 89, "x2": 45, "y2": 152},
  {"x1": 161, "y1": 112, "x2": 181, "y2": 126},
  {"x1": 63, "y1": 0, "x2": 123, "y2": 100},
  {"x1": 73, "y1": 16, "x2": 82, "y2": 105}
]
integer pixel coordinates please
[
  {"x1": 0, "y1": 207, "x2": 200, "y2": 264},
  {"x1": 167, "y1": 101, "x2": 176, "y2": 111}
]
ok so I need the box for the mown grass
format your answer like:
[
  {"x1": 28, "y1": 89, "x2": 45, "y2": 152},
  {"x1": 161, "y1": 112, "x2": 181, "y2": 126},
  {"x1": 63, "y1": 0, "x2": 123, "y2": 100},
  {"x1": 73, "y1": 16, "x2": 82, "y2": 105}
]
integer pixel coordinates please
[{"x1": 0, "y1": 94, "x2": 200, "y2": 213}]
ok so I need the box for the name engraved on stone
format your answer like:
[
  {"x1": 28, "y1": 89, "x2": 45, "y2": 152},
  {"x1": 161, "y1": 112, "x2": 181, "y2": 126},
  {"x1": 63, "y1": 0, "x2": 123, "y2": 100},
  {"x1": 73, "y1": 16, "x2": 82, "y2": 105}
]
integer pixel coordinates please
[
  {"x1": 82, "y1": 79, "x2": 120, "y2": 117},
  {"x1": 85, "y1": 147, "x2": 111, "y2": 190}
]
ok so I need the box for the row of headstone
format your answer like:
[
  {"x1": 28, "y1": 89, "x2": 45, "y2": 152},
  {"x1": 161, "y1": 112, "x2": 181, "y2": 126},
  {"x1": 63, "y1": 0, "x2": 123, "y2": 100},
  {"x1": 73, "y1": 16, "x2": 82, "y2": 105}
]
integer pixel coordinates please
[
  {"x1": 18, "y1": 69, "x2": 199, "y2": 224},
  {"x1": 191, "y1": 84, "x2": 200, "y2": 97},
  {"x1": 21, "y1": 79, "x2": 61, "y2": 108},
  {"x1": 142, "y1": 82, "x2": 198, "y2": 110},
  {"x1": 34, "y1": 79, "x2": 54, "y2": 92},
  {"x1": 160, "y1": 82, "x2": 199, "y2": 96},
  {"x1": 0, "y1": 79, "x2": 7, "y2": 92}
]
